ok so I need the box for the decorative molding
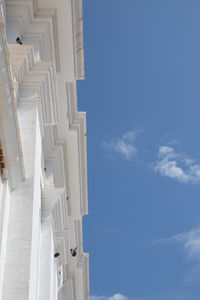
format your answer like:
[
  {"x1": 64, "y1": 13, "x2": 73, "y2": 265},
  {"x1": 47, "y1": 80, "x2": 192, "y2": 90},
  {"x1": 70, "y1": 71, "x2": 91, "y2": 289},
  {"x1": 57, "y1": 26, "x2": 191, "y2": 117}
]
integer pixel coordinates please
[
  {"x1": 66, "y1": 82, "x2": 88, "y2": 216},
  {"x1": 9, "y1": 44, "x2": 59, "y2": 126},
  {"x1": 43, "y1": 126, "x2": 71, "y2": 216},
  {"x1": 80, "y1": 253, "x2": 90, "y2": 300},
  {"x1": 75, "y1": 219, "x2": 83, "y2": 261},
  {"x1": 6, "y1": 0, "x2": 61, "y2": 71},
  {"x1": 71, "y1": 0, "x2": 85, "y2": 79},
  {"x1": 42, "y1": 187, "x2": 70, "y2": 266},
  {"x1": 75, "y1": 220, "x2": 90, "y2": 300},
  {"x1": 61, "y1": 271, "x2": 75, "y2": 300}
]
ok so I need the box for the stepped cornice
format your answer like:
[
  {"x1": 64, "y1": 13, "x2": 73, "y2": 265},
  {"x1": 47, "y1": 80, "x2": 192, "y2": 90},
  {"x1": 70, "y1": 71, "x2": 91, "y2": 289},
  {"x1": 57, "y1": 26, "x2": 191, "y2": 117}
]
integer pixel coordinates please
[
  {"x1": 9, "y1": 44, "x2": 59, "y2": 126},
  {"x1": 6, "y1": 0, "x2": 85, "y2": 79},
  {"x1": 6, "y1": 0, "x2": 60, "y2": 71}
]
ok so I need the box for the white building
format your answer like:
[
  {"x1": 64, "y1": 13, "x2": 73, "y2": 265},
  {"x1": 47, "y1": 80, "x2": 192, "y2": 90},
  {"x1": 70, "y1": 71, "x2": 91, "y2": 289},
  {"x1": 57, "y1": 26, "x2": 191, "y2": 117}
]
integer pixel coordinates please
[{"x1": 0, "y1": 0, "x2": 89, "y2": 299}]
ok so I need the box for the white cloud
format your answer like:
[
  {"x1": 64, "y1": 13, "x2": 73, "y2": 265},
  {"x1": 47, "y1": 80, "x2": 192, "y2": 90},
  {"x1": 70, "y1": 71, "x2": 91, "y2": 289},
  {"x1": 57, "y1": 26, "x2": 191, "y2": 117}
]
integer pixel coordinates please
[
  {"x1": 103, "y1": 130, "x2": 140, "y2": 160},
  {"x1": 156, "y1": 227, "x2": 200, "y2": 282},
  {"x1": 167, "y1": 228, "x2": 200, "y2": 261},
  {"x1": 157, "y1": 227, "x2": 200, "y2": 265},
  {"x1": 91, "y1": 294, "x2": 129, "y2": 300},
  {"x1": 109, "y1": 294, "x2": 129, "y2": 300},
  {"x1": 154, "y1": 146, "x2": 200, "y2": 184},
  {"x1": 122, "y1": 130, "x2": 138, "y2": 142}
]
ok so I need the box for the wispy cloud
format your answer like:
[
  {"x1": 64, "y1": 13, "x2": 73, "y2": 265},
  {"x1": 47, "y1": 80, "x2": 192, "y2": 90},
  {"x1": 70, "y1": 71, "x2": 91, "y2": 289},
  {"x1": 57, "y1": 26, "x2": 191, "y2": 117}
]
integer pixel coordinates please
[
  {"x1": 156, "y1": 227, "x2": 200, "y2": 282},
  {"x1": 93, "y1": 226, "x2": 120, "y2": 234},
  {"x1": 154, "y1": 146, "x2": 200, "y2": 184},
  {"x1": 91, "y1": 294, "x2": 129, "y2": 300},
  {"x1": 158, "y1": 227, "x2": 200, "y2": 262},
  {"x1": 103, "y1": 130, "x2": 141, "y2": 160},
  {"x1": 104, "y1": 227, "x2": 119, "y2": 234}
]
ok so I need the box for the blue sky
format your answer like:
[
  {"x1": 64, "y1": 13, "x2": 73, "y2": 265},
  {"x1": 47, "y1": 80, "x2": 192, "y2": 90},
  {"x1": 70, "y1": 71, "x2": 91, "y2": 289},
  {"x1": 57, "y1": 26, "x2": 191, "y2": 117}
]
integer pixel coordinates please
[{"x1": 77, "y1": 1, "x2": 200, "y2": 299}]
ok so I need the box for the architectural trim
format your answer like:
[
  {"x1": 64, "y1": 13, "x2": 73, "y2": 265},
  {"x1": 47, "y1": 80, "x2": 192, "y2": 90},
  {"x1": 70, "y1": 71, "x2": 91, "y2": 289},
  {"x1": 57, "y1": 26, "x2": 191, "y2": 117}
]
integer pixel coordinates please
[
  {"x1": 71, "y1": 0, "x2": 85, "y2": 79},
  {"x1": 66, "y1": 82, "x2": 88, "y2": 216},
  {"x1": 9, "y1": 44, "x2": 59, "y2": 126},
  {"x1": 42, "y1": 187, "x2": 70, "y2": 266},
  {"x1": 6, "y1": 0, "x2": 60, "y2": 71}
]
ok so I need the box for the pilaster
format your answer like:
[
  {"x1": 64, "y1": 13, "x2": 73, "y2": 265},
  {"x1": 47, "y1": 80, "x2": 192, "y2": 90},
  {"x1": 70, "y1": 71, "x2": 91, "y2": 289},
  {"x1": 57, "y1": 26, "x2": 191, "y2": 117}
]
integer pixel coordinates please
[{"x1": 2, "y1": 103, "x2": 42, "y2": 300}]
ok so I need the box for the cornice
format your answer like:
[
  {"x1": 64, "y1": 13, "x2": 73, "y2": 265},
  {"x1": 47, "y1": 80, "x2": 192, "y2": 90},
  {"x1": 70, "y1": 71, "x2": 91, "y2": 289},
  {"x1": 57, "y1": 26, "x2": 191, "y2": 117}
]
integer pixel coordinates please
[
  {"x1": 6, "y1": 0, "x2": 60, "y2": 71},
  {"x1": 66, "y1": 82, "x2": 88, "y2": 216},
  {"x1": 44, "y1": 115, "x2": 87, "y2": 218},
  {"x1": 42, "y1": 125, "x2": 72, "y2": 220},
  {"x1": 66, "y1": 256, "x2": 89, "y2": 300},
  {"x1": 74, "y1": 219, "x2": 90, "y2": 300},
  {"x1": 71, "y1": 0, "x2": 85, "y2": 79},
  {"x1": 44, "y1": 126, "x2": 68, "y2": 189},
  {"x1": 62, "y1": 266, "x2": 89, "y2": 300},
  {"x1": 42, "y1": 188, "x2": 89, "y2": 299},
  {"x1": 42, "y1": 186, "x2": 70, "y2": 266},
  {"x1": 8, "y1": 44, "x2": 59, "y2": 126},
  {"x1": 6, "y1": 0, "x2": 85, "y2": 78},
  {"x1": 61, "y1": 270, "x2": 75, "y2": 300},
  {"x1": 6, "y1": 0, "x2": 87, "y2": 213},
  {"x1": 44, "y1": 82, "x2": 88, "y2": 218},
  {"x1": 80, "y1": 253, "x2": 90, "y2": 300}
]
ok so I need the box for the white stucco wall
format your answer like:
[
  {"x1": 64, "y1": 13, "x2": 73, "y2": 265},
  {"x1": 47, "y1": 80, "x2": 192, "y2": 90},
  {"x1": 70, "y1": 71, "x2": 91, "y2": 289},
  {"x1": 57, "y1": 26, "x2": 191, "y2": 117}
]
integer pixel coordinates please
[{"x1": 0, "y1": 0, "x2": 89, "y2": 299}]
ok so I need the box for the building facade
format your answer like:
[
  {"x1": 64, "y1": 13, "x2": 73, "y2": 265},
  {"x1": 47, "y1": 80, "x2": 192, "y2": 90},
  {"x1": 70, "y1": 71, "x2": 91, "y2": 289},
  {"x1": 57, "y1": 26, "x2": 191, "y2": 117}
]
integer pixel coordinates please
[{"x1": 0, "y1": 0, "x2": 89, "y2": 299}]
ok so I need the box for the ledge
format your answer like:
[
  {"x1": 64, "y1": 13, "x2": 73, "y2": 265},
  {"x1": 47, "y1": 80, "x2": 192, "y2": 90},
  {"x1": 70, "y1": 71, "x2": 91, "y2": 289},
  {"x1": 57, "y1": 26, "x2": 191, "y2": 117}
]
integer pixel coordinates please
[
  {"x1": 71, "y1": 0, "x2": 85, "y2": 79},
  {"x1": 66, "y1": 82, "x2": 88, "y2": 216},
  {"x1": 9, "y1": 44, "x2": 59, "y2": 126},
  {"x1": 42, "y1": 187, "x2": 70, "y2": 266},
  {"x1": 6, "y1": 0, "x2": 60, "y2": 71}
]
